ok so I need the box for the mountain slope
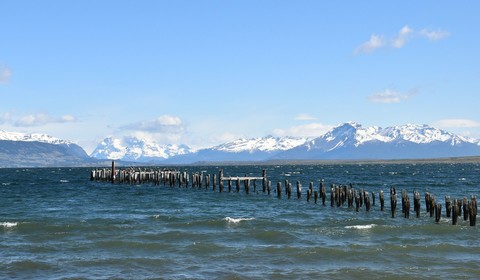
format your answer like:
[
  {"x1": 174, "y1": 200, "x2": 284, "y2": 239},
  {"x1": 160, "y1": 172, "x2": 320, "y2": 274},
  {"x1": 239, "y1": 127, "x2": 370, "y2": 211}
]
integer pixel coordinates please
[
  {"x1": 90, "y1": 136, "x2": 193, "y2": 162},
  {"x1": 166, "y1": 136, "x2": 308, "y2": 163},
  {"x1": 273, "y1": 122, "x2": 480, "y2": 160},
  {"x1": 0, "y1": 130, "x2": 90, "y2": 167}
]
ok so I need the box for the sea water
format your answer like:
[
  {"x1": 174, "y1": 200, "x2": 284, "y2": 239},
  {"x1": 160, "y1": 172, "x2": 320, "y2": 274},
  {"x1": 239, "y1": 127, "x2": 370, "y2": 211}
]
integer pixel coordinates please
[{"x1": 1, "y1": 163, "x2": 479, "y2": 279}]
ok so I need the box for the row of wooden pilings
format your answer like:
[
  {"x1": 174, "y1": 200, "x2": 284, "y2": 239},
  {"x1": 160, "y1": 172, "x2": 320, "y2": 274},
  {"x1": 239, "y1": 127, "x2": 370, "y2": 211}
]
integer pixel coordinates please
[{"x1": 90, "y1": 162, "x2": 477, "y2": 226}]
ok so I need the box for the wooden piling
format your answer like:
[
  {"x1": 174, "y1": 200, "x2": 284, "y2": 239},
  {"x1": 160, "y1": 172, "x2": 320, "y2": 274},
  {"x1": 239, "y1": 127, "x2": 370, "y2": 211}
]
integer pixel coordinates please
[
  {"x1": 435, "y1": 203, "x2": 442, "y2": 223},
  {"x1": 445, "y1": 196, "x2": 451, "y2": 218},
  {"x1": 277, "y1": 182, "x2": 282, "y2": 199},
  {"x1": 111, "y1": 161, "x2": 115, "y2": 184}
]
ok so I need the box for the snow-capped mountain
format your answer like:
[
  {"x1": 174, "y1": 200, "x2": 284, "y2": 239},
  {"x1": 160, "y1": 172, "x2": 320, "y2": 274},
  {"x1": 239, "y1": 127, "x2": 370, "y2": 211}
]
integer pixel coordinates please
[
  {"x1": 0, "y1": 129, "x2": 90, "y2": 167},
  {"x1": 90, "y1": 136, "x2": 193, "y2": 162},
  {"x1": 213, "y1": 136, "x2": 307, "y2": 153},
  {"x1": 165, "y1": 136, "x2": 308, "y2": 163},
  {"x1": 273, "y1": 122, "x2": 480, "y2": 160},
  {"x1": 0, "y1": 129, "x2": 72, "y2": 145}
]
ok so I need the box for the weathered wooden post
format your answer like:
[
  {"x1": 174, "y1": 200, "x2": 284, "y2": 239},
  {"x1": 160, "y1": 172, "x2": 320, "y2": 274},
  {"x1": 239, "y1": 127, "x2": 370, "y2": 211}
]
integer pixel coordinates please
[
  {"x1": 287, "y1": 183, "x2": 292, "y2": 199},
  {"x1": 285, "y1": 180, "x2": 289, "y2": 196},
  {"x1": 371, "y1": 191, "x2": 376, "y2": 206},
  {"x1": 330, "y1": 185, "x2": 335, "y2": 207},
  {"x1": 414, "y1": 191, "x2": 421, "y2": 218},
  {"x1": 205, "y1": 174, "x2": 210, "y2": 190},
  {"x1": 245, "y1": 178, "x2": 250, "y2": 195},
  {"x1": 404, "y1": 195, "x2": 410, "y2": 219},
  {"x1": 435, "y1": 203, "x2": 442, "y2": 223},
  {"x1": 463, "y1": 198, "x2": 469, "y2": 221},
  {"x1": 336, "y1": 187, "x2": 342, "y2": 207},
  {"x1": 469, "y1": 196, "x2": 477, "y2": 226},
  {"x1": 380, "y1": 190, "x2": 385, "y2": 211},
  {"x1": 296, "y1": 181, "x2": 302, "y2": 200},
  {"x1": 267, "y1": 181, "x2": 272, "y2": 195},
  {"x1": 445, "y1": 196, "x2": 451, "y2": 218},
  {"x1": 390, "y1": 188, "x2": 397, "y2": 218},
  {"x1": 429, "y1": 195, "x2": 436, "y2": 218},
  {"x1": 452, "y1": 199, "x2": 459, "y2": 225},
  {"x1": 262, "y1": 169, "x2": 267, "y2": 193},
  {"x1": 111, "y1": 161, "x2": 116, "y2": 184},
  {"x1": 213, "y1": 174, "x2": 217, "y2": 192},
  {"x1": 365, "y1": 191, "x2": 371, "y2": 212},
  {"x1": 425, "y1": 192, "x2": 431, "y2": 214},
  {"x1": 320, "y1": 181, "x2": 326, "y2": 206},
  {"x1": 236, "y1": 178, "x2": 240, "y2": 193},
  {"x1": 355, "y1": 192, "x2": 360, "y2": 212},
  {"x1": 277, "y1": 182, "x2": 282, "y2": 199},
  {"x1": 314, "y1": 190, "x2": 318, "y2": 204},
  {"x1": 253, "y1": 180, "x2": 257, "y2": 193},
  {"x1": 359, "y1": 189, "x2": 364, "y2": 208},
  {"x1": 228, "y1": 179, "x2": 232, "y2": 192}
]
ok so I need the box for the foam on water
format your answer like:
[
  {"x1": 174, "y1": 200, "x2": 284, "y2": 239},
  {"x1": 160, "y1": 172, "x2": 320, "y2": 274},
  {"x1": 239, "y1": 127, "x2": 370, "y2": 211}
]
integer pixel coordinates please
[
  {"x1": 1, "y1": 222, "x2": 18, "y2": 228},
  {"x1": 345, "y1": 224, "x2": 376, "y2": 230},
  {"x1": 224, "y1": 217, "x2": 255, "y2": 223}
]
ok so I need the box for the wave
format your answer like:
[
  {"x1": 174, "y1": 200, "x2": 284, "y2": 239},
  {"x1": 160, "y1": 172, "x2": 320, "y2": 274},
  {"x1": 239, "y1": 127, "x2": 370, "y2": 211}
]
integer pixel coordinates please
[
  {"x1": 224, "y1": 217, "x2": 255, "y2": 224},
  {"x1": 60, "y1": 180, "x2": 69, "y2": 183},
  {"x1": 345, "y1": 224, "x2": 376, "y2": 230},
  {"x1": 1, "y1": 222, "x2": 18, "y2": 228}
]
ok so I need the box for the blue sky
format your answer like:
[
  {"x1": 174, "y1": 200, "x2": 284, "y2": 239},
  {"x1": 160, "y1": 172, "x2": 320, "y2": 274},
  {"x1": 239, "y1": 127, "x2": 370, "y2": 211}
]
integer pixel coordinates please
[{"x1": 1, "y1": 1, "x2": 479, "y2": 153}]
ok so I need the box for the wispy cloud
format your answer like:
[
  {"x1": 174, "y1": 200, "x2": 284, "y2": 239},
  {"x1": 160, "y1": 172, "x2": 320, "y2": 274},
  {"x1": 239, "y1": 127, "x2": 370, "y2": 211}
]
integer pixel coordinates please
[
  {"x1": 273, "y1": 122, "x2": 333, "y2": 138},
  {"x1": 121, "y1": 115, "x2": 185, "y2": 134},
  {"x1": 354, "y1": 25, "x2": 449, "y2": 55},
  {"x1": 294, "y1": 114, "x2": 317, "y2": 121},
  {"x1": 14, "y1": 113, "x2": 78, "y2": 127},
  {"x1": 368, "y1": 89, "x2": 415, "y2": 104},
  {"x1": 0, "y1": 65, "x2": 12, "y2": 84},
  {"x1": 434, "y1": 119, "x2": 480, "y2": 129},
  {"x1": 420, "y1": 28, "x2": 450, "y2": 41},
  {"x1": 392, "y1": 25, "x2": 413, "y2": 48},
  {"x1": 354, "y1": 34, "x2": 385, "y2": 55}
]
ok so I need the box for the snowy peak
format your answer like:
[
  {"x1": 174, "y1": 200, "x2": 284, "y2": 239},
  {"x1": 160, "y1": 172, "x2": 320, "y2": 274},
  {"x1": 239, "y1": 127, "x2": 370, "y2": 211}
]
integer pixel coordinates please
[
  {"x1": 0, "y1": 129, "x2": 72, "y2": 145},
  {"x1": 312, "y1": 123, "x2": 477, "y2": 147},
  {"x1": 212, "y1": 135, "x2": 307, "y2": 153},
  {"x1": 90, "y1": 136, "x2": 193, "y2": 162},
  {"x1": 379, "y1": 124, "x2": 472, "y2": 145}
]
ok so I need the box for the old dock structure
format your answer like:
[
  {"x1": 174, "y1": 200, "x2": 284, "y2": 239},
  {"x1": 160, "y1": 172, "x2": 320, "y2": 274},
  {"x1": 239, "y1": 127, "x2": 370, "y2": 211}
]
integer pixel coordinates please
[{"x1": 91, "y1": 161, "x2": 478, "y2": 227}]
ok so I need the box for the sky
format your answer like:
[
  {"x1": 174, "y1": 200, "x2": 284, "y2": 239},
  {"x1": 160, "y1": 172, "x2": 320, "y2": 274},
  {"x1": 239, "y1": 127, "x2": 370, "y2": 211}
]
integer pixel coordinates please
[{"x1": 1, "y1": 1, "x2": 479, "y2": 153}]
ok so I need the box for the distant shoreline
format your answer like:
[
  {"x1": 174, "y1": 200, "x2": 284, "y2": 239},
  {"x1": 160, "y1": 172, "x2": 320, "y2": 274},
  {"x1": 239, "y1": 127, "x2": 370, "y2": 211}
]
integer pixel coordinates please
[{"x1": 186, "y1": 156, "x2": 480, "y2": 166}]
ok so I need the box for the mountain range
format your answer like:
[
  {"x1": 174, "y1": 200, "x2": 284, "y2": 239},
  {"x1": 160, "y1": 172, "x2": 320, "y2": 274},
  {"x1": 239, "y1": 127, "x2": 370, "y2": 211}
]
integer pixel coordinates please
[
  {"x1": 0, "y1": 130, "x2": 91, "y2": 167},
  {"x1": 1, "y1": 122, "x2": 480, "y2": 167}
]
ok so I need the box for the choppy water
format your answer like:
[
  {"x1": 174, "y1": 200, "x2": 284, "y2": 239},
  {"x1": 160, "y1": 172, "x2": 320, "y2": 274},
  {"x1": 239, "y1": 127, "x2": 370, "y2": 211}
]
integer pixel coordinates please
[{"x1": 1, "y1": 163, "x2": 480, "y2": 279}]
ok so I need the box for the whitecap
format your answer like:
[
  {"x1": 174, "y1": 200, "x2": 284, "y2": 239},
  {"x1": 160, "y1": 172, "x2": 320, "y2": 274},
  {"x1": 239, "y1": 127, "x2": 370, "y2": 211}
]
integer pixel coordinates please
[
  {"x1": 224, "y1": 217, "x2": 255, "y2": 224},
  {"x1": 60, "y1": 180, "x2": 69, "y2": 183},
  {"x1": 1, "y1": 222, "x2": 18, "y2": 228},
  {"x1": 345, "y1": 224, "x2": 376, "y2": 230}
]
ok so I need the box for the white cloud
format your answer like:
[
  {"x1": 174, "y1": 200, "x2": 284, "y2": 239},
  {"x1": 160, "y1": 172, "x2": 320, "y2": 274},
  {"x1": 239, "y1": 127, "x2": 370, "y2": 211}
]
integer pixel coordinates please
[
  {"x1": 273, "y1": 123, "x2": 333, "y2": 138},
  {"x1": 294, "y1": 114, "x2": 317, "y2": 121},
  {"x1": 392, "y1": 25, "x2": 413, "y2": 48},
  {"x1": 420, "y1": 29, "x2": 450, "y2": 41},
  {"x1": 121, "y1": 115, "x2": 185, "y2": 134},
  {"x1": 354, "y1": 34, "x2": 385, "y2": 55},
  {"x1": 355, "y1": 25, "x2": 449, "y2": 55},
  {"x1": 368, "y1": 89, "x2": 415, "y2": 104},
  {"x1": 13, "y1": 113, "x2": 77, "y2": 127},
  {"x1": 0, "y1": 65, "x2": 11, "y2": 84},
  {"x1": 434, "y1": 119, "x2": 480, "y2": 128}
]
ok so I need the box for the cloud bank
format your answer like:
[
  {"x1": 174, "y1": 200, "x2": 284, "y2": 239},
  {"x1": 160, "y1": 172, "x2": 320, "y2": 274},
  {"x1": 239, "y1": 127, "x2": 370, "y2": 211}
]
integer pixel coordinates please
[{"x1": 14, "y1": 113, "x2": 78, "y2": 127}]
